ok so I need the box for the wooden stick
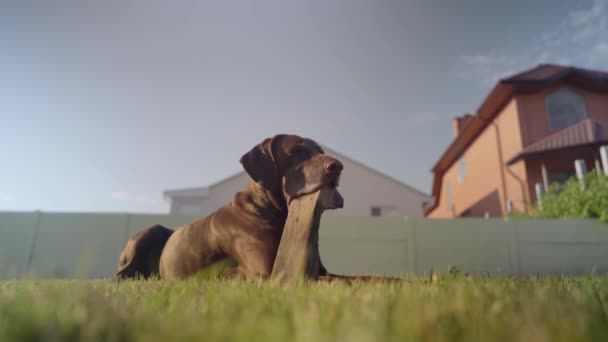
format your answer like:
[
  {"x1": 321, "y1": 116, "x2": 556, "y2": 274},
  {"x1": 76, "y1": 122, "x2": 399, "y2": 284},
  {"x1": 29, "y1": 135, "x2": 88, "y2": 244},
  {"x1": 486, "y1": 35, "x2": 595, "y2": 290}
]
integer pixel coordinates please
[
  {"x1": 271, "y1": 187, "x2": 336, "y2": 284},
  {"x1": 271, "y1": 187, "x2": 402, "y2": 285}
]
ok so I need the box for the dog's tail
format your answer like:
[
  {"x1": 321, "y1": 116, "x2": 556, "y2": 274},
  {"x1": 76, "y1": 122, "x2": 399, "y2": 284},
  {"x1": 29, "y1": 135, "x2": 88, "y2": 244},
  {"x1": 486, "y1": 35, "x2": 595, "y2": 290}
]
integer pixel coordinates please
[{"x1": 115, "y1": 224, "x2": 174, "y2": 280}]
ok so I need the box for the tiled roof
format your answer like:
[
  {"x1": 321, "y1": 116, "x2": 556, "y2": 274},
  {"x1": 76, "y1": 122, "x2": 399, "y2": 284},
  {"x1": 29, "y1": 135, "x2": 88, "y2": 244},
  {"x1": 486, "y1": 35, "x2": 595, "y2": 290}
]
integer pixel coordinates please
[
  {"x1": 503, "y1": 64, "x2": 608, "y2": 83},
  {"x1": 502, "y1": 64, "x2": 571, "y2": 82},
  {"x1": 507, "y1": 119, "x2": 608, "y2": 164}
]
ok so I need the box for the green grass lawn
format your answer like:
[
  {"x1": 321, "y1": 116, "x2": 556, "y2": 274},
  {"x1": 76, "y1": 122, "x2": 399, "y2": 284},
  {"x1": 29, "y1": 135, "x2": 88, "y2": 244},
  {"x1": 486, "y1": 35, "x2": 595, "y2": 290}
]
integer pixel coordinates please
[{"x1": 2, "y1": 273, "x2": 608, "y2": 342}]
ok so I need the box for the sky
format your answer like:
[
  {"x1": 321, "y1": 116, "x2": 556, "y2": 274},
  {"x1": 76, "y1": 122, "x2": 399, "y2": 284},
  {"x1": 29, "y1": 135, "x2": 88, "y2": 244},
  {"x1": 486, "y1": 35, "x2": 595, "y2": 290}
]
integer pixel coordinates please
[{"x1": 1, "y1": 0, "x2": 607, "y2": 213}]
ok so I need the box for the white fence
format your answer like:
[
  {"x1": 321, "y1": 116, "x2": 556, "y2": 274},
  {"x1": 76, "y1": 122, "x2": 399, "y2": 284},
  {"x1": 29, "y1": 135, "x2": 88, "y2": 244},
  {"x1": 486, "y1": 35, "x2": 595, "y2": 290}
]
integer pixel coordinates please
[{"x1": 1, "y1": 211, "x2": 608, "y2": 279}]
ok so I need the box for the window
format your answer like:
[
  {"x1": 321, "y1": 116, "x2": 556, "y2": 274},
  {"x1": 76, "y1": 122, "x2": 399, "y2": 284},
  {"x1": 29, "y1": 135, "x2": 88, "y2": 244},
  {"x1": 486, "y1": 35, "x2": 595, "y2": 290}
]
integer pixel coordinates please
[
  {"x1": 460, "y1": 209, "x2": 472, "y2": 217},
  {"x1": 546, "y1": 88, "x2": 587, "y2": 131},
  {"x1": 550, "y1": 170, "x2": 575, "y2": 184},
  {"x1": 370, "y1": 205, "x2": 398, "y2": 217},
  {"x1": 457, "y1": 157, "x2": 466, "y2": 184},
  {"x1": 446, "y1": 181, "x2": 453, "y2": 212}
]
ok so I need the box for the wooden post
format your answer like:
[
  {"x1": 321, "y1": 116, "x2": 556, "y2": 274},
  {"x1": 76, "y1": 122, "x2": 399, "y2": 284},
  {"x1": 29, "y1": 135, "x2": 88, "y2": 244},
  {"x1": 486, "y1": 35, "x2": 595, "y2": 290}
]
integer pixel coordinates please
[
  {"x1": 535, "y1": 183, "x2": 544, "y2": 211},
  {"x1": 271, "y1": 187, "x2": 342, "y2": 285},
  {"x1": 601, "y1": 146, "x2": 608, "y2": 177},
  {"x1": 541, "y1": 163, "x2": 549, "y2": 191},
  {"x1": 575, "y1": 159, "x2": 587, "y2": 190},
  {"x1": 506, "y1": 200, "x2": 513, "y2": 214}
]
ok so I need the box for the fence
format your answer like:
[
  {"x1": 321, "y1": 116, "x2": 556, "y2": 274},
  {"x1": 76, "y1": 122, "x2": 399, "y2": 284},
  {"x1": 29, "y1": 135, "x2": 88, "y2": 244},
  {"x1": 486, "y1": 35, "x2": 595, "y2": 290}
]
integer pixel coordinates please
[{"x1": 2, "y1": 211, "x2": 608, "y2": 279}]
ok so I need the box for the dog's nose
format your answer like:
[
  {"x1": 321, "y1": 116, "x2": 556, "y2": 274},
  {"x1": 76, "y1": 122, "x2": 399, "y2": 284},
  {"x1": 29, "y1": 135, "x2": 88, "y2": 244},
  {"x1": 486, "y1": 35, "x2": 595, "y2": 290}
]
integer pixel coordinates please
[{"x1": 324, "y1": 159, "x2": 343, "y2": 173}]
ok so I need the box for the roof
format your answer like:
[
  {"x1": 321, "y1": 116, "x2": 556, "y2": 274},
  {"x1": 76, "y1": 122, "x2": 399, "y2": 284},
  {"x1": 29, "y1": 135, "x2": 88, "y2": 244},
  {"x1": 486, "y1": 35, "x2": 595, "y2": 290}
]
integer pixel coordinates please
[
  {"x1": 507, "y1": 119, "x2": 608, "y2": 165},
  {"x1": 164, "y1": 144, "x2": 429, "y2": 201},
  {"x1": 320, "y1": 145, "x2": 429, "y2": 198},
  {"x1": 425, "y1": 64, "x2": 608, "y2": 216},
  {"x1": 162, "y1": 171, "x2": 244, "y2": 201},
  {"x1": 502, "y1": 64, "x2": 608, "y2": 84}
]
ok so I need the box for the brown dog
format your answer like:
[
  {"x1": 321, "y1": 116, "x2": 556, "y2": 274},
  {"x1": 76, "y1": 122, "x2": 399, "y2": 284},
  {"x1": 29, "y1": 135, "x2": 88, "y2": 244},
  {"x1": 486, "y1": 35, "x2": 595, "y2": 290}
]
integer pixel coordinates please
[
  {"x1": 159, "y1": 134, "x2": 344, "y2": 280},
  {"x1": 115, "y1": 224, "x2": 174, "y2": 279}
]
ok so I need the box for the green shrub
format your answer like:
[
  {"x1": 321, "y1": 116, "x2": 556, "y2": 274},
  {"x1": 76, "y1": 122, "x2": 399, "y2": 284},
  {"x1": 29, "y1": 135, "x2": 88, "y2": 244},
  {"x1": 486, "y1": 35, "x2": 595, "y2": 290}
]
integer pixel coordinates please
[{"x1": 525, "y1": 173, "x2": 608, "y2": 222}]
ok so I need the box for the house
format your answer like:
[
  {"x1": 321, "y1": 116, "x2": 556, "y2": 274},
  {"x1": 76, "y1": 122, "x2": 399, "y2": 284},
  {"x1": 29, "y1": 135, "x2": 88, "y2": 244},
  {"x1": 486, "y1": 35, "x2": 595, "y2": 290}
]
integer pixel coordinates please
[
  {"x1": 164, "y1": 145, "x2": 430, "y2": 217},
  {"x1": 425, "y1": 64, "x2": 608, "y2": 218}
]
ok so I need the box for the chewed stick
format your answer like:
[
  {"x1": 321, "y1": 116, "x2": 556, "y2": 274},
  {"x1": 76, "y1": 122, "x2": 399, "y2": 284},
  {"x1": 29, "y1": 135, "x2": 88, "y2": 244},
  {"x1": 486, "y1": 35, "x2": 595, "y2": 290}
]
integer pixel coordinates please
[{"x1": 271, "y1": 187, "x2": 336, "y2": 285}]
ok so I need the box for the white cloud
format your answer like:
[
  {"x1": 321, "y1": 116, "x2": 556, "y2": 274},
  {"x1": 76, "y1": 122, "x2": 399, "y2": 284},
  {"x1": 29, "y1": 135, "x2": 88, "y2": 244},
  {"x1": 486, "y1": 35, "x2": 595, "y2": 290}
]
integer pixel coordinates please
[
  {"x1": 460, "y1": 0, "x2": 608, "y2": 85},
  {"x1": 110, "y1": 191, "x2": 128, "y2": 200},
  {"x1": 569, "y1": 0, "x2": 607, "y2": 27},
  {"x1": 459, "y1": 52, "x2": 521, "y2": 86},
  {"x1": 133, "y1": 195, "x2": 158, "y2": 204},
  {"x1": 591, "y1": 42, "x2": 608, "y2": 61}
]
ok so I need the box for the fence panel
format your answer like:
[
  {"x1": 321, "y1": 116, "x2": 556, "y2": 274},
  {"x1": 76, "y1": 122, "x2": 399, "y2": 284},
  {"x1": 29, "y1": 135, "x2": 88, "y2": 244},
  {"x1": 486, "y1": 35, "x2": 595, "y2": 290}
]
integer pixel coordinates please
[
  {"x1": 319, "y1": 217, "x2": 410, "y2": 275},
  {"x1": 0, "y1": 212, "x2": 38, "y2": 278},
  {"x1": 29, "y1": 213, "x2": 128, "y2": 278},
  {"x1": 413, "y1": 218, "x2": 514, "y2": 275},
  {"x1": 514, "y1": 219, "x2": 608, "y2": 274}
]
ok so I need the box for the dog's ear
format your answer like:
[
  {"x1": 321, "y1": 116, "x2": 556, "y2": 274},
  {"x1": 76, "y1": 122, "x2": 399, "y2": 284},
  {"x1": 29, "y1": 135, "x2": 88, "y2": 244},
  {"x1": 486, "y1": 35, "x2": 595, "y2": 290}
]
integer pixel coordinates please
[{"x1": 240, "y1": 135, "x2": 283, "y2": 190}]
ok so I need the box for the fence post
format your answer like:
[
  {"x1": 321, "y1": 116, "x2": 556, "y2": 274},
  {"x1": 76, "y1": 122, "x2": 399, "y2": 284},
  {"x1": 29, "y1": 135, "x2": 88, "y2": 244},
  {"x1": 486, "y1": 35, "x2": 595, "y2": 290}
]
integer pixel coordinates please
[
  {"x1": 406, "y1": 217, "x2": 418, "y2": 274},
  {"x1": 541, "y1": 163, "x2": 549, "y2": 191},
  {"x1": 25, "y1": 210, "x2": 42, "y2": 277},
  {"x1": 601, "y1": 145, "x2": 608, "y2": 177},
  {"x1": 122, "y1": 213, "x2": 131, "y2": 246},
  {"x1": 535, "y1": 182, "x2": 544, "y2": 211},
  {"x1": 575, "y1": 159, "x2": 587, "y2": 190},
  {"x1": 509, "y1": 219, "x2": 521, "y2": 274}
]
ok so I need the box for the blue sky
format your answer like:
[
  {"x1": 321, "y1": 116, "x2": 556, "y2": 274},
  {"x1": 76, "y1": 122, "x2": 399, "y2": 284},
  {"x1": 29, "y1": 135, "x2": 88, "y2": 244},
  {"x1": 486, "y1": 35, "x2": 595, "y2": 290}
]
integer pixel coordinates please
[{"x1": 1, "y1": 0, "x2": 607, "y2": 213}]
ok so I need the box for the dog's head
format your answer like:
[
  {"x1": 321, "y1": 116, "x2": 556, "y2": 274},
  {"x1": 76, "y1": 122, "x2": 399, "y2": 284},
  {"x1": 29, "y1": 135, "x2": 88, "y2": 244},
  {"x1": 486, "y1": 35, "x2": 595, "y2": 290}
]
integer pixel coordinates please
[{"x1": 240, "y1": 134, "x2": 344, "y2": 209}]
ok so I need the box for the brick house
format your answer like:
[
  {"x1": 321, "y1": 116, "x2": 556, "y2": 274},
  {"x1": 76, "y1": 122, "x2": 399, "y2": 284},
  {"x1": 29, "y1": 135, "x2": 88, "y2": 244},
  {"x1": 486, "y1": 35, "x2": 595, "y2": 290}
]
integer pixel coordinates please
[{"x1": 425, "y1": 64, "x2": 608, "y2": 218}]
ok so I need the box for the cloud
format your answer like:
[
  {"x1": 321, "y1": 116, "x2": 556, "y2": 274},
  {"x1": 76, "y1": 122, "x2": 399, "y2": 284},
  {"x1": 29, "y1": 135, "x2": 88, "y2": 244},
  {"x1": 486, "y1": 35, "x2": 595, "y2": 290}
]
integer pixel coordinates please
[
  {"x1": 591, "y1": 42, "x2": 608, "y2": 62},
  {"x1": 110, "y1": 191, "x2": 129, "y2": 200},
  {"x1": 0, "y1": 193, "x2": 12, "y2": 201},
  {"x1": 110, "y1": 191, "x2": 159, "y2": 204},
  {"x1": 569, "y1": 0, "x2": 607, "y2": 27},
  {"x1": 132, "y1": 195, "x2": 158, "y2": 204},
  {"x1": 458, "y1": 52, "x2": 521, "y2": 86},
  {"x1": 570, "y1": 0, "x2": 607, "y2": 42},
  {"x1": 460, "y1": 0, "x2": 608, "y2": 85}
]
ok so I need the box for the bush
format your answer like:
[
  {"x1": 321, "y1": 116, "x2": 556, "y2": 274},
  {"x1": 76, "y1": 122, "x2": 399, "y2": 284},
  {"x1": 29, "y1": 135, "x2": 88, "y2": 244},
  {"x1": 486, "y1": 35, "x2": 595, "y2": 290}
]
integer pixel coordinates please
[{"x1": 524, "y1": 173, "x2": 608, "y2": 222}]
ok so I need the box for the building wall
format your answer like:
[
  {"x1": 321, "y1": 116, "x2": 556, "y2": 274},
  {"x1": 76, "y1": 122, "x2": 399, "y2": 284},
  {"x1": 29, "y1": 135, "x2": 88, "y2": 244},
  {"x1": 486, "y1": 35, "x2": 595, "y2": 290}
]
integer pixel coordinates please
[
  {"x1": 516, "y1": 82, "x2": 608, "y2": 205},
  {"x1": 429, "y1": 83, "x2": 608, "y2": 218},
  {"x1": 321, "y1": 152, "x2": 429, "y2": 217},
  {"x1": 199, "y1": 173, "x2": 251, "y2": 216},
  {"x1": 169, "y1": 152, "x2": 429, "y2": 218},
  {"x1": 429, "y1": 99, "x2": 523, "y2": 218},
  {"x1": 169, "y1": 173, "x2": 250, "y2": 216},
  {"x1": 525, "y1": 147, "x2": 601, "y2": 203},
  {"x1": 516, "y1": 82, "x2": 608, "y2": 147}
]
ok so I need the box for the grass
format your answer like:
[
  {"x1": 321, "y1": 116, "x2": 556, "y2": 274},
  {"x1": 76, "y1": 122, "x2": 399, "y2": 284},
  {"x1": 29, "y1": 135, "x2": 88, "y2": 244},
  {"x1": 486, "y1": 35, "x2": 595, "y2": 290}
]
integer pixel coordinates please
[{"x1": 2, "y1": 273, "x2": 608, "y2": 341}]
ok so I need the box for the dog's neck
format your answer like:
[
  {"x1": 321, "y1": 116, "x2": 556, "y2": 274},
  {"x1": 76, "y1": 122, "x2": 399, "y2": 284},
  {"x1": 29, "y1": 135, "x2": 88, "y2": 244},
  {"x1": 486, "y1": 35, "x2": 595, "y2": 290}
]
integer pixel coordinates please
[{"x1": 232, "y1": 181, "x2": 288, "y2": 228}]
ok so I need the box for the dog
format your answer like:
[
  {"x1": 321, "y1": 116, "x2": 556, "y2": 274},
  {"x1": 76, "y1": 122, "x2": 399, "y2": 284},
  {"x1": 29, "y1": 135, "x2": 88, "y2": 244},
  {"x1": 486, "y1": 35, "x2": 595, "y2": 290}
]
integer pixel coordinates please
[
  {"x1": 159, "y1": 134, "x2": 344, "y2": 280},
  {"x1": 115, "y1": 224, "x2": 174, "y2": 279}
]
